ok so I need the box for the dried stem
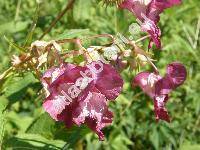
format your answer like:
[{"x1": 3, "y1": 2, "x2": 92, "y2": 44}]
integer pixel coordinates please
[
  {"x1": 128, "y1": 36, "x2": 159, "y2": 73},
  {"x1": 29, "y1": 60, "x2": 42, "y2": 79},
  {"x1": 134, "y1": 35, "x2": 150, "y2": 44},
  {"x1": 0, "y1": 55, "x2": 33, "y2": 81},
  {"x1": 84, "y1": 34, "x2": 115, "y2": 43},
  {"x1": 1, "y1": 34, "x2": 151, "y2": 81},
  {"x1": 57, "y1": 38, "x2": 93, "y2": 62},
  {"x1": 144, "y1": 55, "x2": 159, "y2": 74},
  {"x1": 48, "y1": 43, "x2": 64, "y2": 64}
]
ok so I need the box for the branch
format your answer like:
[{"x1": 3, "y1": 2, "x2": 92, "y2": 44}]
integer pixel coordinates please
[{"x1": 39, "y1": 0, "x2": 76, "y2": 40}]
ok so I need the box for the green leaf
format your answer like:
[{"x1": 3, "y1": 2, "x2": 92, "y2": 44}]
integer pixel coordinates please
[
  {"x1": 3, "y1": 73, "x2": 40, "y2": 105},
  {"x1": 26, "y1": 113, "x2": 56, "y2": 139},
  {"x1": 73, "y1": 0, "x2": 92, "y2": 22},
  {"x1": 0, "y1": 96, "x2": 8, "y2": 146},
  {"x1": 60, "y1": 125, "x2": 90, "y2": 149},
  {"x1": 4, "y1": 73, "x2": 37, "y2": 96},
  {"x1": 6, "y1": 111, "x2": 33, "y2": 132},
  {"x1": 55, "y1": 29, "x2": 91, "y2": 40},
  {"x1": 111, "y1": 135, "x2": 132, "y2": 150},
  {"x1": 180, "y1": 142, "x2": 200, "y2": 150},
  {"x1": 0, "y1": 21, "x2": 29, "y2": 35},
  {"x1": 160, "y1": 126, "x2": 176, "y2": 147},
  {"x1": 4, "y1": 133, "x2": 65, "y2": 150},
  {"x1": 27, "y1": 113, "x2": 90, "y2": 148},
  {"x1": 0, "y1": 96, "x2": 8, "y2": 112},
  {"x1": 150, "y1": 126, "x2": 159, "y2": 150},
  {"x1": 0, "y1": 67, "x2": 13, "y2": 91}
]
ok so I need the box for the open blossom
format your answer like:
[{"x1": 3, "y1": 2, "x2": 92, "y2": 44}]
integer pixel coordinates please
[
  {"x1": 133, "y1": 62, "x2": 186, "y2": 122},
  {"x1": 41, "y1": 61, "x2": 123, "y2": 140},
  {"x1": 119, "y1": 0, "x2": 182, "y2": 48}
]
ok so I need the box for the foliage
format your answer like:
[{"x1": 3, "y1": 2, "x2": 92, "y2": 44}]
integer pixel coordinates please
[{"x1": 0, "y1": 0, "x2": 200, "y2": 149}]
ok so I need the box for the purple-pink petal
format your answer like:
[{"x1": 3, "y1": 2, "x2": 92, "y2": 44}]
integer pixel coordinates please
[
  {"x1": 41, "y1": 63, "x2": 76, "y2": 97},
  {"x1": 141, "y1": 20, "x2": 161, "y2": 49},
  {"x1": 155, "y1": 62, "x2": 187, "y2": 95},
  {"x1": 94, "y1": 63, "x2": 124, "y2": 100},
  {"x1": 166, "y1": 62, "x2": 187, "y2": 87},
  {"x1": 73, "y1": 90, "x2": 113, "y2": 140},
  {"x1": 148, "y1": 0, "x2": 182, "y2": 23}
]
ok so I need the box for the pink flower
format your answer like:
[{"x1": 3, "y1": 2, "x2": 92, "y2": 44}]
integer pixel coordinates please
[
  {"x1": 119, "y1": 0, "x2": 182, "y2": 49},
  {"x1": 41, "y1": 61, "x2": 123, "y2": 140},
  {"x1": 133, "y1": 62, "x2": 186, "y2": 122}
]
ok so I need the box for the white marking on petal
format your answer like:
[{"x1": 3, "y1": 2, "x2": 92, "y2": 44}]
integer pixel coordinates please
[
  {"x1": 43, "y1": 94, "x2": 69, "y2": 121},
  {"x1": 155, "y1": 95, "x2": 165, "y2": 108},
  {"x1": 147, "y1": 73, "x2": 159, "y2": 87},
  {"x1": 141, "y1": 0, "x2": 151, "y2": 5},
  {"x1": 141, "y1": 78, "x2": 148, "y2": 85},
  {"x1": 52, "y1": 68, "x2": 61, "y2": 82},
  {"x1": 82, "y1": 104, "x2": 89, "y2": 117},
  {"x1": 53, "y1": 95, "x2": 69, "y2": 110}
]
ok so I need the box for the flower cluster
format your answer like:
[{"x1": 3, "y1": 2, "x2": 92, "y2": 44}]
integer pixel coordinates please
[
  {"x1": 38, "y1": 0, "x2": 187, "y2": 141},
  {"x1": 119, "y1": 0, "x2": 182, "y2": 48},
  {"x1": 41, "y1": 61, "x2": 123, "y2": 140}
]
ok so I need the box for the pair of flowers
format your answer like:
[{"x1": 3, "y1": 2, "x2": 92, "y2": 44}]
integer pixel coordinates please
[{"x1": 41, "y1": 61, "x2": 186, "y2": 140}]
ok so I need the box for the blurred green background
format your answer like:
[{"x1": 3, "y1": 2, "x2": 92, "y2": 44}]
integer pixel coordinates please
[{"x1": 0, "y1": 0, "x2": 200, "y2": 149}]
